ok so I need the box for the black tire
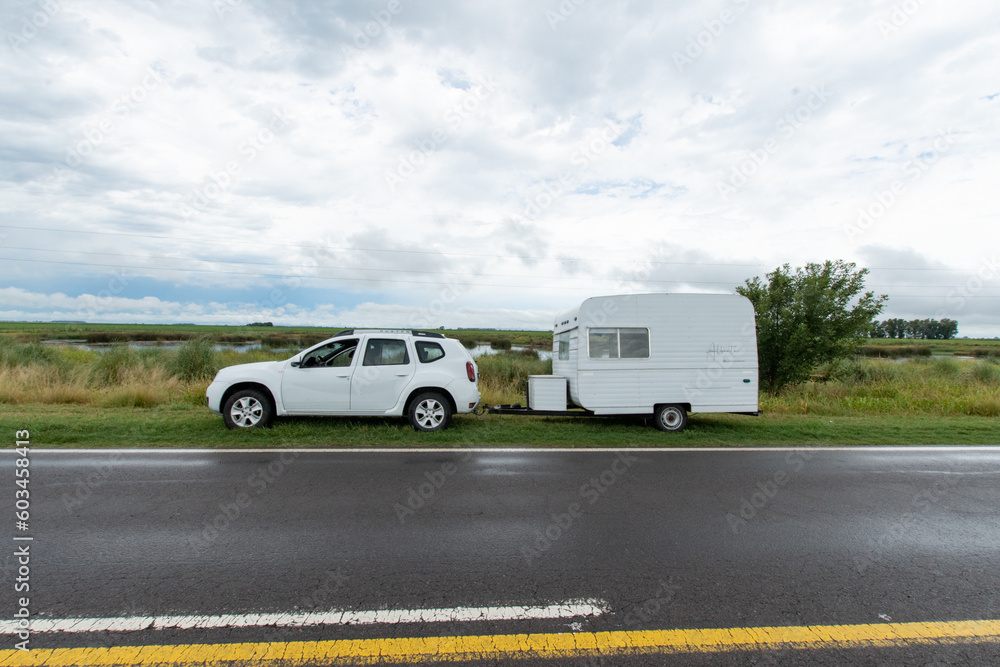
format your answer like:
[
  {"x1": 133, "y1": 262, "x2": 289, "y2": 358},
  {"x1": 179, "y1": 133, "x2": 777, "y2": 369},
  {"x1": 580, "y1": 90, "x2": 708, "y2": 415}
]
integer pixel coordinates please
[
  {"x1": 223, "y1": 389, "x2": 274, "y2": 429},
  {"x1": 408, "y1": 392, "x2": 452, "y2": 432},
  {"x1": 653, "y1": 404, "x2": 687, "y2": 432}
]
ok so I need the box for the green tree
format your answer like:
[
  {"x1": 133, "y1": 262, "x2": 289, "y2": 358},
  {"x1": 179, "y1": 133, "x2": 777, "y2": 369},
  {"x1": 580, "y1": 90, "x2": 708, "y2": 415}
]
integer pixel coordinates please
[
  {"x1": 937, "y1": 318, "x2": 959, "y2": 340},
  {"x1": 883, "y1": 318, "x2": 907, "y2": 339},
  {"x1": 737, "y1": 261, "x2": 888, "y2": 394}
]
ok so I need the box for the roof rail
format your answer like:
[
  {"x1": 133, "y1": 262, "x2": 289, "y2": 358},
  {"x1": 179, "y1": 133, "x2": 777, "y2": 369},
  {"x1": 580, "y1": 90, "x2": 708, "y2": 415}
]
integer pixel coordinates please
[{"x1": 329, "y1": 329, "x2": 446, "y2": 339}]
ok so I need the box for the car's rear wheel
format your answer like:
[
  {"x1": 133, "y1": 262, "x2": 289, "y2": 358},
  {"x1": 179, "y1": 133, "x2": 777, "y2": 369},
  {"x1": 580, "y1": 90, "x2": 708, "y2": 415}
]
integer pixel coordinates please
[
  {"x1": 653, "y1": 404, "x2": 687, "y2": 432},
  {"x1": 223, "y1": 389, "x2": 274, "y2": 429},
  {"x1": 408, "y1": 392, "x2": 452, "y2": 432}
]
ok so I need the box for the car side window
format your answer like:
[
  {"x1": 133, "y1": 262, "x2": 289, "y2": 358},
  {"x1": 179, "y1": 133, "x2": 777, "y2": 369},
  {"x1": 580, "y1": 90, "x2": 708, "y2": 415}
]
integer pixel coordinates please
[
  {"x1": 363, "y1": 339, "x2": 410, "y2": 366},
  {"x1": 300, "y1": 339, "x2": 358, "y2": 368},
  {"x1": 415, "y1": 341, "x2": 445, "y2": 363}
]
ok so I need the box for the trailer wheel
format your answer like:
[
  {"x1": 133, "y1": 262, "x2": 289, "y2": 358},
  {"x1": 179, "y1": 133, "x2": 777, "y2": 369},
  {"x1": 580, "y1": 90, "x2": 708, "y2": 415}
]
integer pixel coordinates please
[{"x1": 653, "y1": 404, "x2": 687, "y2": 432}]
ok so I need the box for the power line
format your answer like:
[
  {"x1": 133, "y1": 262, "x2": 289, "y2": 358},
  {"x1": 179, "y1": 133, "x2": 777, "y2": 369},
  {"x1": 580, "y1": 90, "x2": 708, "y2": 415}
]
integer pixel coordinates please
[
  {"x1": 3, "y1": 245, "x2": 997, "y2": 290},
  {"x1": 0, "y1": 255, "x2": 644, "y2": 291},
  {"x1": 1, "y1": 255, "x2": 996, "y2": 297},
  {"x1": 0, "y1": 245, "x2": 754, "y2": 284},
  {"x1": 0, "y1": 224, "x2": 763, "y2": 268},
  {"x1": 6, "y1": 224, "x2": 981, "y2": 273}
]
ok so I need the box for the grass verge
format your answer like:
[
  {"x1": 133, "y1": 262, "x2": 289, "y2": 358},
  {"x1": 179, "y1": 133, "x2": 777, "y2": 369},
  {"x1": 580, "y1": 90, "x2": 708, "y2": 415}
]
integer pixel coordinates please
[
  {"x1": 1, "y1": 339, "x2": 996, "y2": 448},
  {"x1": 1, "y1": 405, "x2": 997, "y2": 448}
]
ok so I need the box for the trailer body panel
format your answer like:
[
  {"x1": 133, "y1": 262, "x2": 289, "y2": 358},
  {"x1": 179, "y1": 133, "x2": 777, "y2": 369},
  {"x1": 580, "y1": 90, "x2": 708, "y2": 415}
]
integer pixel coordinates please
[{"x1": 551, "y1": 293, "x2": 758, "y2": 415}]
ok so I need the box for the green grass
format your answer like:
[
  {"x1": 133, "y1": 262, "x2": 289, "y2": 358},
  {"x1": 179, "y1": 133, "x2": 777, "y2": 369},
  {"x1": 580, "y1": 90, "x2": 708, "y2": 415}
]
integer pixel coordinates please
[
  {"x1": 1, "y1": 333, "x2": 997, "y2": 448},
  {"x1": 1, "y1": 405, "x2": 996, "y2": 448},
  {"x1": 475, "y1": 349, "x2": 552, "y2": 404},
  {"x1": 765, "y1": 357, "x2": 1000, "y2": 416}
]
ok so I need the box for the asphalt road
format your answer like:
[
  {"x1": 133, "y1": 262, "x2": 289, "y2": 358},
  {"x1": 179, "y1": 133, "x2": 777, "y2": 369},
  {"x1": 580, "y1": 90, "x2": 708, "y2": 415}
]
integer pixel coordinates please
[{"x1": 3, "y1": 446, "x2": 1000, "y2": 665}]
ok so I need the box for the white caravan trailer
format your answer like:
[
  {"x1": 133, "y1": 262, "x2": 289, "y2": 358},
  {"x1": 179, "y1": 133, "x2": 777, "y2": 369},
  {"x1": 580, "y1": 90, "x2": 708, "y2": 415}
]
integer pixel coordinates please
[{"x1": 490, "y1": 293, "x2": 759, "y2": 431}]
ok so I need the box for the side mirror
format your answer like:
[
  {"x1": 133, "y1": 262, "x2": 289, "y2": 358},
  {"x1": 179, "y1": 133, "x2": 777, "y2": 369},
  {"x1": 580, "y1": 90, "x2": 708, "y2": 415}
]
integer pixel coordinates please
[{"x1": 290, "y1": 361, "x2": 300, "y2": 368}]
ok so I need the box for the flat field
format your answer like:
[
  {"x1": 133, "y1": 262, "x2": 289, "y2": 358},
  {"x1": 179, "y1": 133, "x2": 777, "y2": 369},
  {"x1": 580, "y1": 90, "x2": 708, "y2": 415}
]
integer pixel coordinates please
[
  {"x1": 0, "y1": 325, "x2": 997, "y2": 447},
  {"x1": 0, "y1": 322, "x2": 552, "y2": 348}
]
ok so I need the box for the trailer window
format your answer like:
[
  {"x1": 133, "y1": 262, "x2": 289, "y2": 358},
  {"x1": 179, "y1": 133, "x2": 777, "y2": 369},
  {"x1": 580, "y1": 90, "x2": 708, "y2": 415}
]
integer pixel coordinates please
[
  {"x1": 588, "y1": 328, "x2": 649, "y2": 359},
  {"x1": 588, "y1": 329, "x2": 619, "y2": 359},
  {"x1": 620, "y1": 328, "x2": 650, "y2": 358},
  {"x1": 555, "y1": 332, "x2": 571, "y2": 361}
]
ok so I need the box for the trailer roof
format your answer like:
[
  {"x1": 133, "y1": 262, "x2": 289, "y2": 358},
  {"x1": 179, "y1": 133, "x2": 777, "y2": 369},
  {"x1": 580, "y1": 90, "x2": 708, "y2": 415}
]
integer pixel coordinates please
[{"x1": 552, "y1": 293, "x2": 746, "y2": 333}]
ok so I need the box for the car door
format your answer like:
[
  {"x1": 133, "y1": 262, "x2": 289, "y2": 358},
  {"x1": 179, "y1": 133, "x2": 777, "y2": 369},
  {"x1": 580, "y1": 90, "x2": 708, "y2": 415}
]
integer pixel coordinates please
[
  {"x1": 280, "y1": 339, "x2": 357, "y2": 413},
  {"x1": 350, "y1": 336, "x2": 415, "y2": 412}
]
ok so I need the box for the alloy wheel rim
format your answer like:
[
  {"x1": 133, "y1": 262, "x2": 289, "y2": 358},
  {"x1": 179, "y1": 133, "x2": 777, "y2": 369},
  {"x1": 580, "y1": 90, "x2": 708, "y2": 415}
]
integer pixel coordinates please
[
  {"x1": 415, "y1": 400, "x2": 444, "y2": 428},
  {"x1": 231, "y1": 397, "x2": 263, "y2": 427}
]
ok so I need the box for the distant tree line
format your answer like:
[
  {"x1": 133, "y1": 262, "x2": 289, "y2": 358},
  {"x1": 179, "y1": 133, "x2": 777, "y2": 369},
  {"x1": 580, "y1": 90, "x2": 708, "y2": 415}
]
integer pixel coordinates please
[
  {"x1": 246, "y1": 322, "x2": 274, "y2": 327},
  {"x1": 869, "y1": 318, "x2": 957, "y2": 339}
]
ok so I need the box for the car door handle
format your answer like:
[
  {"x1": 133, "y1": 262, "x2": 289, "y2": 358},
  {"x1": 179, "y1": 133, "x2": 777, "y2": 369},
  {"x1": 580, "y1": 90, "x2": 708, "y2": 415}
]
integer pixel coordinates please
[{"x1": 395, "y1": 373, "x2": 409, "y2": 377}]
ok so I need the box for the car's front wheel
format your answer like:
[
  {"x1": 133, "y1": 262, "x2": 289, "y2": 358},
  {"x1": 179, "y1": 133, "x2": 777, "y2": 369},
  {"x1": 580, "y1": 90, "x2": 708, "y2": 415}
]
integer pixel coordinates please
[
  {"x1": 408, "y1": 392, "x2": 452, "y2": 432},
  {"x1": 223, "y1": 389, "x2": 274, "y2": 429}
]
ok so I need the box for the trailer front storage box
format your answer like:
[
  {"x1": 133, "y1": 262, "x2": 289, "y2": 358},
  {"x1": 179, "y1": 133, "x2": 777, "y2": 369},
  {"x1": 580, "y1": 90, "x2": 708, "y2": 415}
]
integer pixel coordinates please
[{"x1": 527, "y1": 375, "x2": 568, "y2": 411}]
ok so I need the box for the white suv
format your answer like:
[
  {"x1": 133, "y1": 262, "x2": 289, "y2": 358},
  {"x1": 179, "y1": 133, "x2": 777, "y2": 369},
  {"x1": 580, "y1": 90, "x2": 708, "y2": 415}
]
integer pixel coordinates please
[{"x1": 206, "y1": 330, "x2": 480, "y2": 431}]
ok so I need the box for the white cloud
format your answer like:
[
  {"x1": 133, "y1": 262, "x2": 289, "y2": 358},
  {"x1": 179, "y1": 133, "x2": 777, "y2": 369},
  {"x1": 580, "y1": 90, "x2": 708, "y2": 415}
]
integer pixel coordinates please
[{"x1": 0, "y1": 0, "x2": 998, "y2": 335}]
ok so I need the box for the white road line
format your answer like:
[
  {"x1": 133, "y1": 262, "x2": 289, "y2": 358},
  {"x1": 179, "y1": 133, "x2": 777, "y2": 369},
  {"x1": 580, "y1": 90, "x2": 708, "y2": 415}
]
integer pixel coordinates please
[
  {"x1": 28, "y1": 445, "x2": 1000, "y2": 454},
  {"x1": 0, "y1": 600, "x2": 606, "y2": 635}
]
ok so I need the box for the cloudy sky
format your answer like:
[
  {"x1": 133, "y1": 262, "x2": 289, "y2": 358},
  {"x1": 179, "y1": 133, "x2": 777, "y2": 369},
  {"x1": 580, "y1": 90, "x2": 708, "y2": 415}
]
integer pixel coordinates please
[{"x1": 1, "y1": 0, "x2": 998, "y2": 335}]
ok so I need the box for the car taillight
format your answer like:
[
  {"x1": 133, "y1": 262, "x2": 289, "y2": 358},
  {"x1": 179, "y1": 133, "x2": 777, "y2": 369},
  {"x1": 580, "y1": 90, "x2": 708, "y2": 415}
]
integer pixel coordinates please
[{"x1": 466, "y1": 361, "x2": 476, "y2": 382}]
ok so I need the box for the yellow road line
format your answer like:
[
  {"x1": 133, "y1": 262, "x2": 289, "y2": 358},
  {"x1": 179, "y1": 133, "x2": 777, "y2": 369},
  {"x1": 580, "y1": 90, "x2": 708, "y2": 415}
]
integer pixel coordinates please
[{"x1": 2, "y1": 619, "x2": 1000, "y2": 665}]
